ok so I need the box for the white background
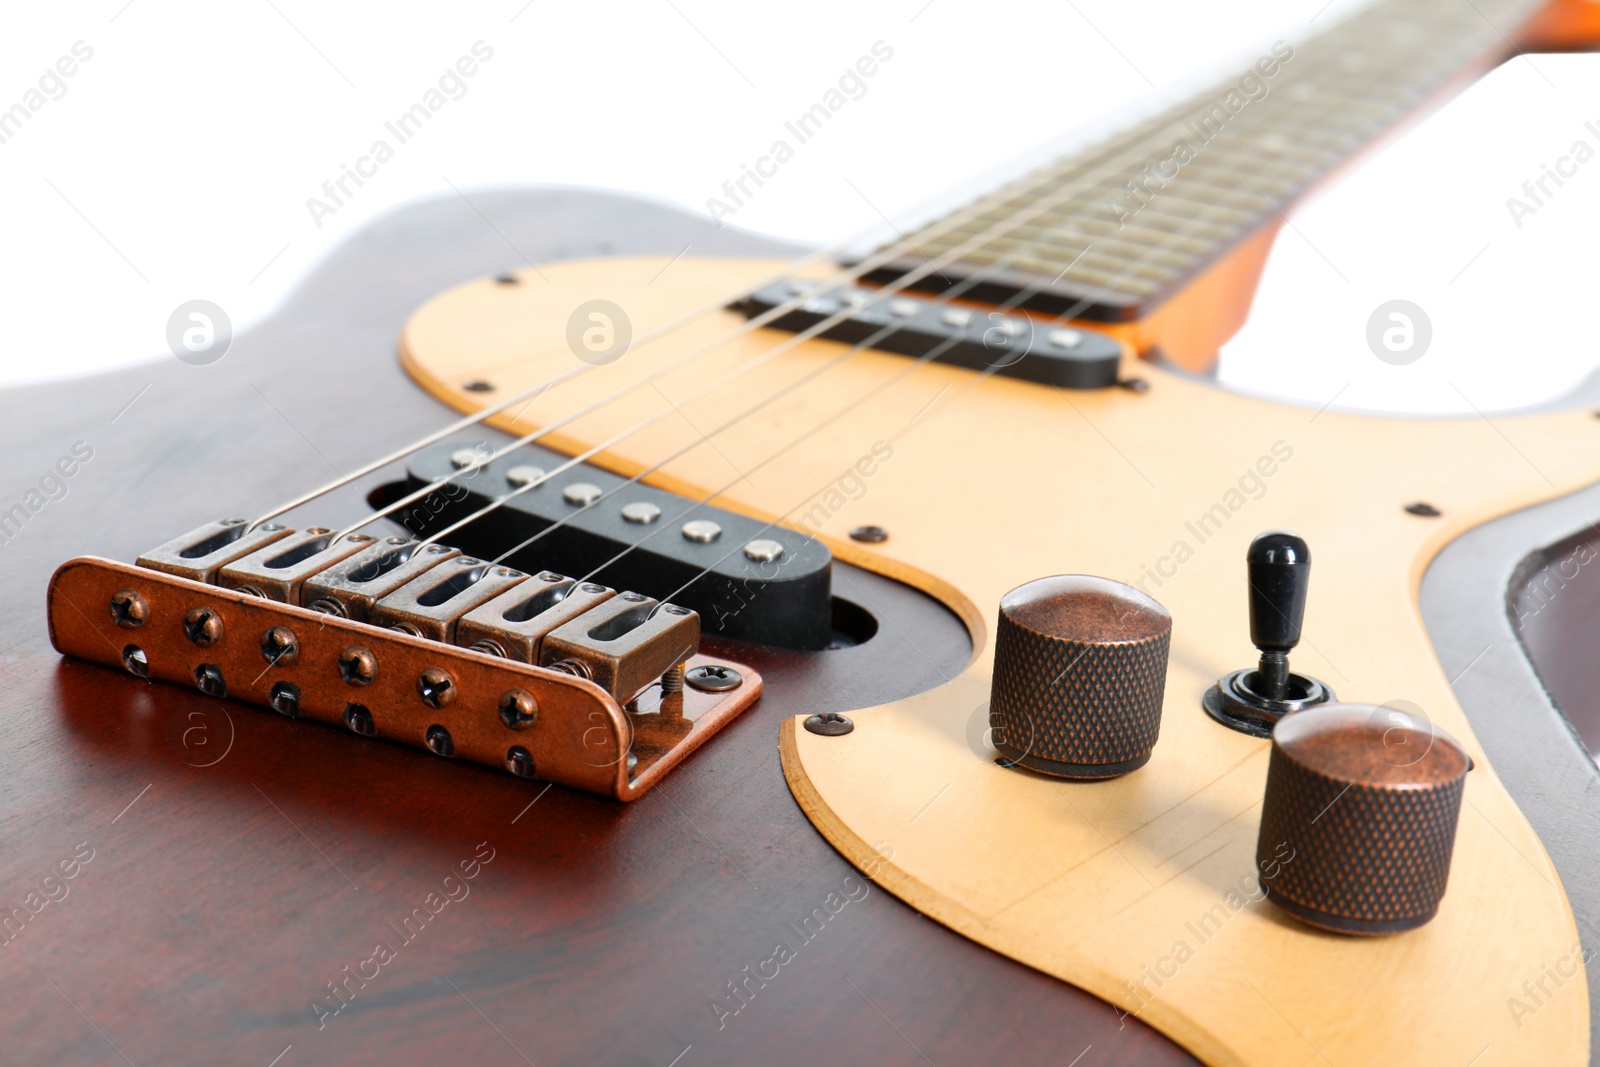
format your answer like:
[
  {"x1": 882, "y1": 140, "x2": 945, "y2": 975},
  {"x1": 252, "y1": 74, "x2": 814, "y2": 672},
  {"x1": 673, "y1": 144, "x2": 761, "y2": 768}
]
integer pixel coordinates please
[{"x1": 3, "y1": 0, "x2": 1598, "y2": 414}]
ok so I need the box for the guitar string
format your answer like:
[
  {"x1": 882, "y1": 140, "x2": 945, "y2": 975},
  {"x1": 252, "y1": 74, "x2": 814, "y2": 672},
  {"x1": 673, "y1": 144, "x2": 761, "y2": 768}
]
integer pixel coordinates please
[
  {"x1": 333, "y1": 137, "x2": 1186, "y2": 544},
  {"x1": 297, "y1": 67, "x2": 1300, "y2": 539},
  {"x1": 437, "y1": 209, "x2": 1127, "y2": 563},
  {"x1": 413, "y1": 80, "x2": 1312, "y2": 566},
  {"x1": 415, "y1": 209, "x2": 1111, "y2": 554},
  {"x1": 250, "y1": 140, "x2": 1128, "y2": 533},
  {"x1": 635, "y1": 198, "x2": 1232, "y2": 616},
  {"x1": 437, "y1": 184, "x2": 1230, "y2": 593},
  {"x1": 265, "y1": 27, "x2": 1374, "y2": 539},
  {"x1": 245, "y1": 232, "x2": 864, "y2": 531}
]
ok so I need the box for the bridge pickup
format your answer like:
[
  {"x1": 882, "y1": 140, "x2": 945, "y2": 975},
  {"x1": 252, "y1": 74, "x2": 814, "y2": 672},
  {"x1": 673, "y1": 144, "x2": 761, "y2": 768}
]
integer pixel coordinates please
[
  {"x1": 732, "y1": 280, "x2": 1124, "y2": 389},
  {"x1": 396, "y1": 443, "x2": 835, "y2": 650}
]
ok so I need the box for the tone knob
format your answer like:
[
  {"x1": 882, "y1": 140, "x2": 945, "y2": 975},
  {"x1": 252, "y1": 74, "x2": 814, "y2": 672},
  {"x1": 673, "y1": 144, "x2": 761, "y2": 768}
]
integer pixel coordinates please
[
  {"x1": 989, "y1": 575, "x2": 1171, "y2": 779},
  {"x1": 1204, "y1": 530, "x2": 1334, "y2": 736},
  {"x1": 1256, "y1": 703, "x2": 1471, "y2": 935}
]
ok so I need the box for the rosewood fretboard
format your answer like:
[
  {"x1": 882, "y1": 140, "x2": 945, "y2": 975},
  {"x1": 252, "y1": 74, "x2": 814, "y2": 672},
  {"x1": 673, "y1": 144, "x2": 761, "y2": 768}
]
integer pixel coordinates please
[{"x1": 866, "y1": 0, "x2": 1543, "y2": 322}]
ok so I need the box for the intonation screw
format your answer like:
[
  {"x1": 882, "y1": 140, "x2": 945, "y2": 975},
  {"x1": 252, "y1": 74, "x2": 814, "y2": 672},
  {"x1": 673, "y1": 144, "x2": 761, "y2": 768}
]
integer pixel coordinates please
[
  {"x1": 418, "y1": 668, "x2": 457, "y2": 708},
  {"x1": 110, "y1": 589, "x2": 148, "y2": 629},
  {"x1": 260, "y1": 626, "x2": 299, "y2": 667},
  {"x1": 183, "y1": 607, "x2": 224, "y2": 647},
  {"x1": 661, "y1": 664, "x2": 686, "y2": 693},
  {"x1": 338, "y1": 645, "x2": 377, "y2": 686}
]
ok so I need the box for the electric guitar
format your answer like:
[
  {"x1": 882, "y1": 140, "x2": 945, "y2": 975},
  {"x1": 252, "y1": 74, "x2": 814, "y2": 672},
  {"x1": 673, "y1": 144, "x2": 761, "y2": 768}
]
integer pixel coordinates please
[{"x1": 11, "y1": 1, "x2": 1600, "y2": 1064}]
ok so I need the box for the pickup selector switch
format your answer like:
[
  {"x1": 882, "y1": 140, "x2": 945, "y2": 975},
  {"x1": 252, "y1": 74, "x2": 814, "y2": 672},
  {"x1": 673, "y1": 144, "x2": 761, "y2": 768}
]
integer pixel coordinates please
[{"x1": 1204, "y1": 530, "x2": 1334, "y2": 737}]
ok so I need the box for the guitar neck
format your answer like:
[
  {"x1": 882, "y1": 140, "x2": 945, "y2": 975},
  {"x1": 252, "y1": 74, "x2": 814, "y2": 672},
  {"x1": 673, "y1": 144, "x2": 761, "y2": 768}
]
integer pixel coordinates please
[{"x1": 867, "y1": 0, "x2": 1545, "y2": 324}]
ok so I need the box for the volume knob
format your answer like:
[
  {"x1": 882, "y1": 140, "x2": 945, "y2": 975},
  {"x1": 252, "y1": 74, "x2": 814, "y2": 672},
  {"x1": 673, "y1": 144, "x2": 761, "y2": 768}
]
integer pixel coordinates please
[
  {"x1": 989, "y1": 575, "x2": 1171, "y2": 779},
  {"x1": 1256, "y1": 703, "x2": 1471, "y2": 935}
]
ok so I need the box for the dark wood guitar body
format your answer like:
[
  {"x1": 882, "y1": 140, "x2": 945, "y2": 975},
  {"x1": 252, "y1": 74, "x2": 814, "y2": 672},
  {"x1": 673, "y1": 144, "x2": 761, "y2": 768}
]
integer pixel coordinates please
[{"x1": 0, "y1": 191, "x2": 1197, "y2": 1065}]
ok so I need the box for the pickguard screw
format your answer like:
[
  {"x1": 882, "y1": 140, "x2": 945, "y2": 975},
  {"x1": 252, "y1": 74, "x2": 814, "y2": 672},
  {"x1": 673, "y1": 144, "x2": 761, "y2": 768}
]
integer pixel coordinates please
[
  {"x1": 463, "y1": 380, "x2": 495, "y2": 393},
  {"x1": 183, "y1": 606, "x2": 224, "y2": 647},
  {"x1": 685, "y1": 664, "x2": 742, "y2": 692},
  {"x1": 804, "y1": 712, "x2": 854, "y2": 736},
  {"x1": 849, "y1": 526, "x2": 889, "y2": 544},
  {"x1": 419, "y1": 668, "x2": 457, "y2": 708},
  {"x1": 338, "y1": 645, "x2": 377, "y2": 686},
  {"x1": 498, "y1": 688, "x2": 538, "y2": 730},
  {"x1": 110, "y1": 589, "x2": 148, "y2": 629},
  {"x1": 260, "y1": 626, "x2": 299, "y2": 666},
  {"x1": 1404, "y1": 502, "x2": 1442, "y2": 518}
]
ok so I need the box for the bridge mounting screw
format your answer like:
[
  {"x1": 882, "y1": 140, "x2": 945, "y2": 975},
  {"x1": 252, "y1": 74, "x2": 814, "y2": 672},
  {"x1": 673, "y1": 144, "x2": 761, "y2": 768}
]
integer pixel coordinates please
[
  {"x1": 260, "y1": 626, "x2": 299, "y2": 667},
  {"x1": 419, "y1": 668, "x2": 457, "y2": 708},
  {"x1": 804, "y1": 712, "x2": 854, "y2": 737},
  {"x1": 110, "y1": 589, "x2": 148, "y2": 629},
  {"x1": 338, "y1": 645, "x2": 376, "y2": 686},
  {"x1": 685, "y1": 664, "x2": 742, "y2": 693},
  {"x1": 183, "y1": 606, "x2": 224, "y2": 647},
  {"x1": 498, "y1": 688, "x2": 538, "y2": 730}
]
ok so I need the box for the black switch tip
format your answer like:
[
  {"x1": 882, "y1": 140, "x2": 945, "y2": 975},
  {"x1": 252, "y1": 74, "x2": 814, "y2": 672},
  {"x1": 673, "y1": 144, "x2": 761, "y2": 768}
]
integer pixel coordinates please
[{"x1": 1247, "y1": 530, "x2": 1310, "y2": 654}]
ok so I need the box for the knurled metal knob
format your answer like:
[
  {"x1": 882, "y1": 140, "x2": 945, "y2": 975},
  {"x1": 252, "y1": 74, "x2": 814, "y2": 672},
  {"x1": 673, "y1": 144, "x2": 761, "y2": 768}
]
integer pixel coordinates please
[
  {"x1": 1256, "y1": 703, "x2": 1471, "y2": 935},
  {"x1": 989, "y1": 575, "x2": 1171, "y2": 779}
]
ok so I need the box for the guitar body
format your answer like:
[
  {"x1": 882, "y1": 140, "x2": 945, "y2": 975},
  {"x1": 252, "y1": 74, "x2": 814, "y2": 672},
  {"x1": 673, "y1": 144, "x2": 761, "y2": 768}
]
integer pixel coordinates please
[
  {"x1": 14, "y1": 9, "x2": 1600, "y2": 1061},
  {"x1": 0, "y1": 190, "x2": 1197, "y2": 1066}
]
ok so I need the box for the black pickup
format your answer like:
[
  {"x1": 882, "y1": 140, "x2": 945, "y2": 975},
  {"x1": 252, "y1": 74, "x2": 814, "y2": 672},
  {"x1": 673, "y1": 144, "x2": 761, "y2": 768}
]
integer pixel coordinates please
[
  {"x1": 733, "y1": 279, "x2": 1124, "y2": 389},
  {"x1": 387, "y1": 443, "x2": 834, "y2": 650}
]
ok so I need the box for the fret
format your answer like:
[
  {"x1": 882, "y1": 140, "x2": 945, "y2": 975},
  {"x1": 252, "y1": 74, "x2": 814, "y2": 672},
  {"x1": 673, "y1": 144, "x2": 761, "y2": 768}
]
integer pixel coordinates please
[{"x1": 873, "y1": 0, "x2": 1544, "y2": 318}]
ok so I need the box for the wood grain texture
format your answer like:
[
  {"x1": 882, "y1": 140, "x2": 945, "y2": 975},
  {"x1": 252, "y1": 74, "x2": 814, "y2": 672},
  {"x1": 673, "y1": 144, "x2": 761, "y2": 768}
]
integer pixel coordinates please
[
  {"x1": 0, "y1": 191, "x2": 1199, "y2": 1066},
  {"x1": 403, "y1": 252, "x2": 1597, "y2": 1065}
]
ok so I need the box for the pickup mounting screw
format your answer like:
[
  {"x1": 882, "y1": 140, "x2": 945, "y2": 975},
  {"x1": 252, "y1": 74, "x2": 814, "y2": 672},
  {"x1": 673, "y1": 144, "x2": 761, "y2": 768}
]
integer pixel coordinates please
[
  {"x1": 260, "y1": 626, "x2": 299, "y2": 666},
  {"x1": 110, "y1": 590, "x2": 148, "y2": 629},
  {"x1": 183, "y1": 607, "x2": 224, "y2": 646},
  {"x1": 419, "y1": 668, "x2": 457, "y2": 708},
  {"x1": 685, "y1": 664, "x2": 742, "y2": 692},
  {"x1": 498, "y1": 688, "x2": 538, "y2": 730},
  {"x1": 338, "y1": 645, "x2": 376, "y2": 686},
  {"x1": 804, "y1": 712, "x2": 854, "y2": 736}
]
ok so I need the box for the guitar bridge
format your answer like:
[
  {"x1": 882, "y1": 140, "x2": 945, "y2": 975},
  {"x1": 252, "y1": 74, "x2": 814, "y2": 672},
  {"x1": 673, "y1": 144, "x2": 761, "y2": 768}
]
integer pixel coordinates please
[{"x1": 48, "y1": 521, "x2": 760, "y2": 800}]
